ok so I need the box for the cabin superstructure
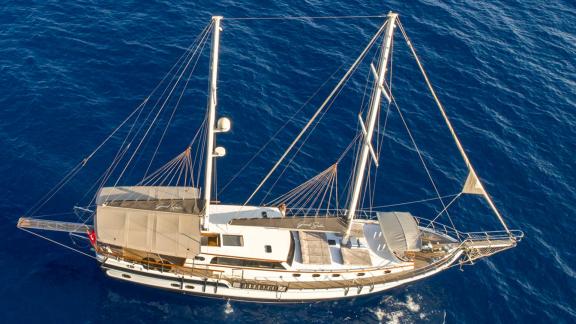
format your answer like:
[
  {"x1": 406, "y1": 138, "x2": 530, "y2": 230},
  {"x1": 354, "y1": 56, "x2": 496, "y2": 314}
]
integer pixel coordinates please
[{"x1": 17, "y1": 12, "x2": 523, "y2": 302}]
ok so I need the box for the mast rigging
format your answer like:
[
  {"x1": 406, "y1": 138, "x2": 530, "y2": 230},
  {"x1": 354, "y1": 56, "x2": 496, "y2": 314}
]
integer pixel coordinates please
[{"x1": 343, "y1": 13, "x2": 397, "y2": 244}]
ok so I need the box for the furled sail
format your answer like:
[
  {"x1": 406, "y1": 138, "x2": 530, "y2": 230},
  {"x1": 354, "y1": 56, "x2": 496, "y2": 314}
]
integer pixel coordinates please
[{"x1": 462, "y1": 171, "x2": 485, "y2": 195}]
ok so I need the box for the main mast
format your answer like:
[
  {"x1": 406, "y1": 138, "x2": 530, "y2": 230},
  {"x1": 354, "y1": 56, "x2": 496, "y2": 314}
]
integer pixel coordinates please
[
  {"x1": 203, "y1": 16, "x2": 223, "y2": 230},
  {"x1": 343, "y1": 13, "x2": 397, "y2": 243}
]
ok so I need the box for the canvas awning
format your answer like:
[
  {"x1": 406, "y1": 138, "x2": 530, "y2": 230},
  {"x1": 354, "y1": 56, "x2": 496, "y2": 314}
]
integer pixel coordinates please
[
  {"x1": 377, "y1": 212, "x2": 421, "y2": 253},
  {"x1": 95, "y1": 186, "x2": 202, "y2": 259},
  {"x1": 95, "y1": 205, "x2": 201, "y2": 258},
  {"x1": 96, "y1": 186, "x2": 203, "y2": 215},
  {"x1": 96, "y1": 186, "x2": 200, "y2": 204}
]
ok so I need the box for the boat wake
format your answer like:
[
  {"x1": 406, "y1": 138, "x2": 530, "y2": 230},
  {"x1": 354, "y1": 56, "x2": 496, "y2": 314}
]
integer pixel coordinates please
[
  {"x1": 224, "y1": 300, "x2": 235, "y2": 315},
  {"x1": 369, "y1": 294, "x2": 429, "y2": 323}
]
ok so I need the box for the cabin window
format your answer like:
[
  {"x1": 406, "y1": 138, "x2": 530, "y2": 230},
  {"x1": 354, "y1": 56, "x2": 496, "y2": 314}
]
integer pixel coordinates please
[
  {"x1": 121, "y1": 274, "x2": 131, "y2": 279},
  {"x1": 265, "y1": 245, "x2": 272, "y2": 253},
  {"x1": 261, "y1": 211, "x2": 268, "y2": 218},
  {"x1": 194, "y1": 256, "x2": 205, "y2": 261},
  {"x1": 201, "y1": 233, "x2": 220, "y2": 247},
  {"x1": 171, "y1": 283, "x2": 180, "y2": 288},
  {"x1": 312, "y1": 274, "x2": 320, "y2": 278},
  {"x1": 328, "y1": 239, "x2": 337, "y2": 246},
  {"x1": 185, "y1": 285, "x2": 195, "y2": 289},
  {"x1": 384, "y1": 270, "x2": 391, "y2": 274},
  {"x1": 332, "y1": 274, "x2": 340, "y2": 277},
  {"x1": 222, "y1": 235, "x2": 244, "y2": 247},
  {"x1": 292, "y1": 273, "x2": 301, "y2": 277},
  {"x1": 357, "y1": 273, "x2": 365, "y2": 277},
  {"x1": 210, "y1": 257, "x2": 285, "y2": 269},
  {"x1": 287, "y1": 233, "x2": 296, "y2": 266}
]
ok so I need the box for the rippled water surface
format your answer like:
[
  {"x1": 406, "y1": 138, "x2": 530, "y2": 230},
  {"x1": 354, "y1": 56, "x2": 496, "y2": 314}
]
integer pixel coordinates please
[{"x1": 0, "y1": 1, "x2": 574, "y2": 323}]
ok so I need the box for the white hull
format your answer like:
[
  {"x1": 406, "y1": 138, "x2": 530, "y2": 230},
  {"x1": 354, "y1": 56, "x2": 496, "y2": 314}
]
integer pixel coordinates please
[{"x1": 100, "y1": 250, "x2": 463, "y2": 303}]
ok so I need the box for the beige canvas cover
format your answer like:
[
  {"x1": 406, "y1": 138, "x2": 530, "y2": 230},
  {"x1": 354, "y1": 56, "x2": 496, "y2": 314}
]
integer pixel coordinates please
[
  {"x1": 341, "y1": 247, "x2": 372, "y2": 265},
  {"x1": 462, "y1": 171, "x2": 486, "y2": 195},
  {"x1": 298, "y1": 231, "x2": 332, "y2": 264},
  {"x1": 96, "y1": 186, "x2": 199, "y2": 204},
  {"x1": 377, "y1": 212, "x2": 421, "y2": 253},
  {"x1": 95, "y1": 205, "x2": 201, "y2": 258}
]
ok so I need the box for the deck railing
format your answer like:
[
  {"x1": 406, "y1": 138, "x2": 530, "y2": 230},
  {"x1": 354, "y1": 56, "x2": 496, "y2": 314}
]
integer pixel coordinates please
[{"x1": 284, "y1": 208, "x2": 524, "y2": 244}]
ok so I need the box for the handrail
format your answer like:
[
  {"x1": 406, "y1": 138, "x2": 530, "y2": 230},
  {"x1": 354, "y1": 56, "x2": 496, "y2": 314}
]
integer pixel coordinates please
[
  {"x1": 285, "y1": 208, "x2": 524, "y2": 243},
  {"x1": 97, "y1": 210, "x2": 523, "y2": 287}
]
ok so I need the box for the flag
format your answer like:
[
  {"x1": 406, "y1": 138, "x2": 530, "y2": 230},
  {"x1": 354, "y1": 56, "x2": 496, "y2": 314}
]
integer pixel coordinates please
[{"x1": 87, "y1": 229, "x2": 97, "y2": 247}]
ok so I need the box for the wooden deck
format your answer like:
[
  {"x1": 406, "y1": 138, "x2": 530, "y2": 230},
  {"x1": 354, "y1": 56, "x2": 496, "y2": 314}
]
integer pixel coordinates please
[{"x1": 229, "y1": 216, "x2": 347, "y2": 233}]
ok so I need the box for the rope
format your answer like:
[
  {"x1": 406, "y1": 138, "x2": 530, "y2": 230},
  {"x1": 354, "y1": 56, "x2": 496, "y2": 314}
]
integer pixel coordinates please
[
  {"x1": 388, "y1": 89, "x2": 460, "y2": 240},
  {"x1": 425, "y1": 193, "x2": 462, "y2": 229},
  {"x1": 397, "y1": 19, "x2": 511, "y2": 234},
  {"x1": 267, "y1": 164, "x2": 339, "y2": 217},
  {"x1": 114, "y1": 23, "x2": 214, "y2": 187},
  {"x1": 258, "y1": 68, "x2": 354, "y2": 205},
  {"x1": 359, "y1": 193, "x2": 460, "y2": 210},
  {"x1": 19, "y1": 228, "x2": 98, "y2": 260},
  {"x1": 225, "y1": 15, "x2": 386, "y2": 21},
  {"x1": 245, "y1": 22, "x2": 389, "y2": 206},
  {"x1": 28, "y1": 22, "x2": 215, "y2": 216},
  {"x1": 218, "y1": 61, "x2": 349, "y2": 196},
  {"x1": 143, "y1": 25, "x2": 212, "y2": 178},
  {"x1": 128, "y1": 22, "x2": 214, "y2": 179}
]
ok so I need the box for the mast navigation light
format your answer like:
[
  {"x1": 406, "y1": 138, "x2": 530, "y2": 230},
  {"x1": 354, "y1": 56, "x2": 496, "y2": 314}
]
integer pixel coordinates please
[{"x1": 214, "y1": 146, "x2": 226, "y2": 157}]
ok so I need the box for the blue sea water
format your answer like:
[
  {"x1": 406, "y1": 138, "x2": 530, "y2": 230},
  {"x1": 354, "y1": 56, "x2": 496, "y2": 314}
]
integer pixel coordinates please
[{"x1": 1, "y1": 0, "x2": 575, "y2": 323}]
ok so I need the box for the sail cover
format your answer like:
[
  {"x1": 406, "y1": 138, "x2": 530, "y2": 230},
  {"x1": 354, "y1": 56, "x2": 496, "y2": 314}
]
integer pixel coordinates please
[
  {"x1": 95, "y1": 205, "x2": 201, "y2": 258},
  {"x1": 96, "y1": 186, "x2": 200, "y2": 204},
  {"x1": 95, "y1": 186, "x2": 202, "y2": 259},
  {"x1": 377, "y1": 212, "x2": 421, "y2": 253}
]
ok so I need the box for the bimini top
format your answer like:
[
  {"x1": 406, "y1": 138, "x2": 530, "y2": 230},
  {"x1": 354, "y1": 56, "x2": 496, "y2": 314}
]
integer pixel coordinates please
[
  {"x1": 377, "y1": 211, "x2": 421, "y2": 254},
  {"x1": 95, "y1": 186, "x2": 202, "y2": 259}
]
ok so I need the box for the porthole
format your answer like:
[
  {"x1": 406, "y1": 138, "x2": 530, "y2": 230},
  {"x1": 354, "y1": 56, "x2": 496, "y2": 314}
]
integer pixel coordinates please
[
  {"x1": 185, "y1": 285, "x2": 195, "y2": 290},
  {"x1": 312, "y1": 274, "x2": 320, "y2": 278},
  {"x1": 357, "y1": 273, "x2": 365, "y2": 277},
  {"x1": 292, "y1": 273, "x2": 301, "y2": 277},
  {"x1": 384, "y1": 270, "x2": 391, "y2": 274},
  {"x1": 331, "y1": 274, "x2": 341, "y2": 277},
  {"x1": 121, "y1": 274, "x2": 131, "y2": 279},
  {"x1": 171, "y1": 283, "x2": 180, "y2": 288}
]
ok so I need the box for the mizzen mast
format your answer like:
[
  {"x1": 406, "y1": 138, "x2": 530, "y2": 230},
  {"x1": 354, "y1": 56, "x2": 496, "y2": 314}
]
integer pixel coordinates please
[
  {"x1": 203, "y1": 16, "x2": 226, "y2": 230},
  {"x1": 343, "y1": 13, "x2": 397, "y2": 244}
]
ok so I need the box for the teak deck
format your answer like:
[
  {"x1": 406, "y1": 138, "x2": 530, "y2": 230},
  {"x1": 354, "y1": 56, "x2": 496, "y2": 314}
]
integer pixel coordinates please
[{"x1": 229, "y1": 216, "x2": 347, "y2": 233}]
